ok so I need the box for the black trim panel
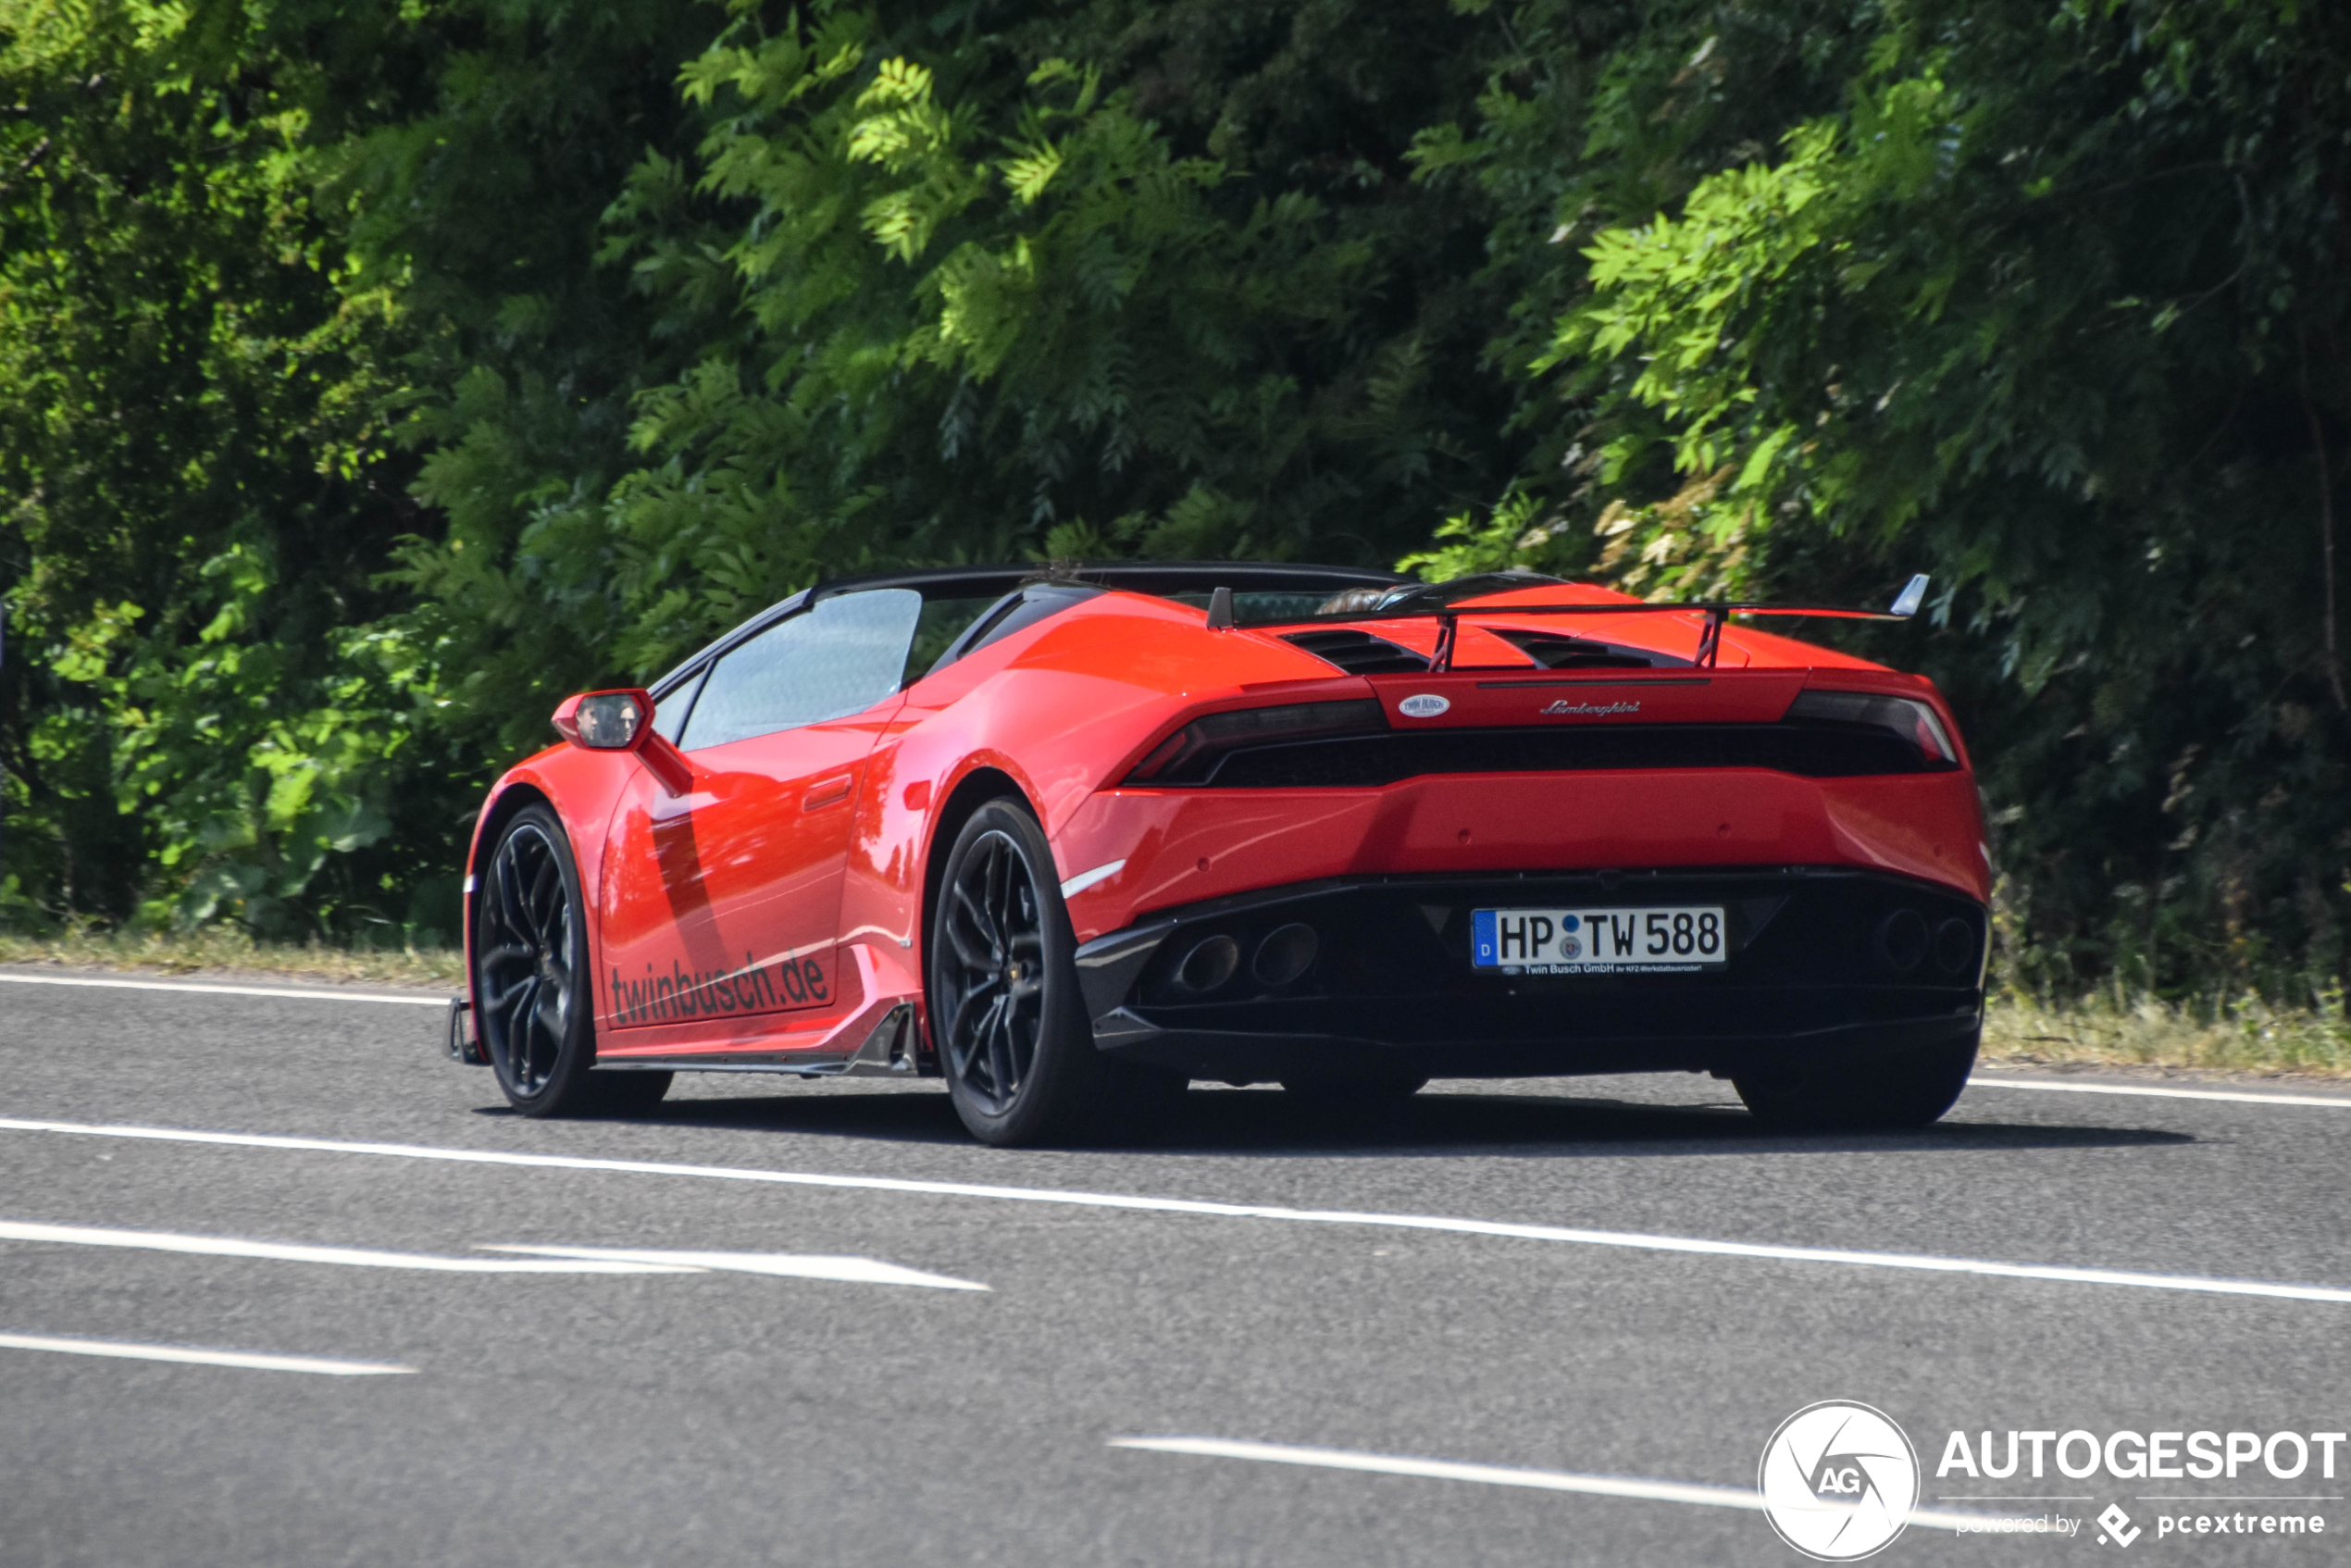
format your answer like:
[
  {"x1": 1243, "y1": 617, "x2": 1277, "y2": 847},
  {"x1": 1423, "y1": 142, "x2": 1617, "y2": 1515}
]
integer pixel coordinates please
[
  {"x1": 1185, "y1": 723, "x2": 1960, "y2": 788},
  {"x1": 1074, "y1": 867, "x2": 1984, "y2": 1080}
]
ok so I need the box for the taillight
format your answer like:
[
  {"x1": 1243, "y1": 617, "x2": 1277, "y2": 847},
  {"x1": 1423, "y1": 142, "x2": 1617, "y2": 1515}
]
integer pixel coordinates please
[
  {"x1": 1126, "y1": 699, "x2": 1388, "y2": 785},
  {"x1": 1785, "y1": 689, "x2": 1959, "y2": 767}
]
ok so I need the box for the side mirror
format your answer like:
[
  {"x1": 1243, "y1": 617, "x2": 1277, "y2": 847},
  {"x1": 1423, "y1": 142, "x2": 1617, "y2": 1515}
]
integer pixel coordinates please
[
  {"x1": 553, "y1": 689, "x2": 652, "y2": 750},
  {"x1": 551, "y1": 689, "x2": 691, "y2": 795}
]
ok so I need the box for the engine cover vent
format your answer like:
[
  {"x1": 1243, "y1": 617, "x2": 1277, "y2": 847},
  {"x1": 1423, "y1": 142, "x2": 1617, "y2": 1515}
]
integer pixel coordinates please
[
  {"x1": 1493, "y1": 628, "x2": 1689, "y2": 670},
  {"x1": 1283, "y1": 628, "x2": 1431, "y2": 675}
]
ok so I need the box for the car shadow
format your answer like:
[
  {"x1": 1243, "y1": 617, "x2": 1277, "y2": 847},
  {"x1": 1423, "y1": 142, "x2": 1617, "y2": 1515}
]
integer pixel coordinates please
[{"x1": 530, "y1": 1080, "x2": 2195, "y2": 1159}]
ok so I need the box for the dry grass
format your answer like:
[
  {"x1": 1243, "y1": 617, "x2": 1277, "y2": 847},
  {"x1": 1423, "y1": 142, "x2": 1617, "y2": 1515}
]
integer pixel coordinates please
[
  {"x1": 1983, "y1": 989, "x2": 2351, "y2": 1079},
  {"x1": 0, "y1": 928, "x2": 462, "y2": 989}
]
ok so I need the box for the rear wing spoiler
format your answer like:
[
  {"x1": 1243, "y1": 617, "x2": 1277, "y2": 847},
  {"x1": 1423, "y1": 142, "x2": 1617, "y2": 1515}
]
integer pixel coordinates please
[{"x1": 1213, "y1": 573, "x2": 1931, "y2": 671}]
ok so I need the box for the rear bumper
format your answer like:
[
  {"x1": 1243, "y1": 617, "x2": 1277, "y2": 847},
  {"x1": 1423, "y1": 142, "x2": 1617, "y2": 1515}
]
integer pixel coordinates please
[
  {"x1": 1051, "y1": 770, "x2": 1990, "y2": 948},
  {"x1": 1074, "y1": 867, "x2": 1984, "y2": 1080}
]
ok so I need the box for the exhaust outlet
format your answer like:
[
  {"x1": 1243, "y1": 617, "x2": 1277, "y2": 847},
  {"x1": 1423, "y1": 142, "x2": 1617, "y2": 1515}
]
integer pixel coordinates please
[
  {"x1": 1174, "y1": 935, "x2": 1240, "y2": 993},
  {"x1": 1251, "y1": 924, "x2": 1319, "y2": 987}
]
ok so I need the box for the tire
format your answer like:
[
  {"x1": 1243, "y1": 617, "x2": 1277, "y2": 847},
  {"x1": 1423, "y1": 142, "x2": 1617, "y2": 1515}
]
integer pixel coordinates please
[
  {"x1": 927, "y1": 798, "x2": 1183, "y2": 1146},
  {"x1": 1278, "y1": 1076, "x2": 1429, "y2": 1110},
  {"x1": 474, "y1": 803, "x2": 630, "y2": 1118},
  {"x1": 1733, "y1": 1027, "x2": 1979, "y2": 1132}
]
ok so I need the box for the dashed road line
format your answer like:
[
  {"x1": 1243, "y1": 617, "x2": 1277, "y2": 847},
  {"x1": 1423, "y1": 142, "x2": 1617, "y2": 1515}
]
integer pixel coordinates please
[
  {"x1": 0, "y1": 1220, "x2": 697, "y2": 1274},
  {"x1": 0, "y1": 1221, "x2": 986, "y2": 1288},
  {"x1": 3, "y1": 1115, "x2": 2346, "y2": 1308},
  {"x1": 0, "y1": 1333, "x2": 414, "y2": 1375},
  {"x1": 482, "y1": 1245, "x2": 987, "y2": 1290}
]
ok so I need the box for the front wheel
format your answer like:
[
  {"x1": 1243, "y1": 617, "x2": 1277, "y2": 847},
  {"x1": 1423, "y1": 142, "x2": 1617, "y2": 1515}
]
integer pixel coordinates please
[
  {"x1": 928, "y1": 799, "x2": 1182, "y2": 1146},
  {"x1": 1733, "y1": 1028, "x2": 1979, "y2": 1132},
  {"x1": 474, "y1": 803, "x2": 665, "y2": 1117}
]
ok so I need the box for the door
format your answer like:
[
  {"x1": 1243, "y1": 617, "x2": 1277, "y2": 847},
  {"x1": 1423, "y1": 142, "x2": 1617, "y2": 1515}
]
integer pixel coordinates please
[{"x1": 596, "y1": 589, "x2": 925, "y2": 1032}]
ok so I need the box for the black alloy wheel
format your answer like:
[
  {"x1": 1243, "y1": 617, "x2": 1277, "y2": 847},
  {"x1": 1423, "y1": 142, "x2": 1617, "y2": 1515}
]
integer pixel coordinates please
[
  {"x1": 929, "y1": 799, "x2": 1182, "y2": 1146},
  {"x1": 937, "y1": 824, "x2": 1048, "y2": 1115},
  {"x1": 474, "y1": 803, "x2": 669, "y2": 1116}
]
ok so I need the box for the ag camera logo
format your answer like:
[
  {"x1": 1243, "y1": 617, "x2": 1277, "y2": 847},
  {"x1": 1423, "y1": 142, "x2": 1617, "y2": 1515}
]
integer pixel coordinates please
[
  {"x1": 1397, "y1": 693, "x2": 1449, "y2": 718},
  {"x1": 1760, "y1": 1401, "x2": 1920, "y2": 1561}
]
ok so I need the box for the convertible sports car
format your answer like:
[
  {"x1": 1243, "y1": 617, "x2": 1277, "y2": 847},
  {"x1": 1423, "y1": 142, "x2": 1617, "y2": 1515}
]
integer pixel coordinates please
[{"x1": 454, "y1": 563, "x2": 1987, "y2": 1145}]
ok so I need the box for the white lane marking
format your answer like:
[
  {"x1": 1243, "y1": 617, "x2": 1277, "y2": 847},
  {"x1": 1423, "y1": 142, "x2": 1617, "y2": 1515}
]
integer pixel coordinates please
[
  {"x1": 0, "y1": 1220, "x2": 978, "y2": 1289},
  {"x1": 4, "y1": 1117, "x2": 2346, "y2": 1308},
  {"x1": 1058, "y1": 859, "x2": 1126, "y2": 899},
  {"x1": 0, "y1": 973, "x2": 445, "y2": 1007},
  {"x1": 0, "y1": 1220, "x2": 697, "y2": 1275},
  {"x1": 1972, "y1": 1076, "x2": 2351, "y2": 1110},
  {"x1": 0, "y1": 1333, "x2": 414, "y2": 1375},
  {"x1": 1111, "y1": 1437, "x2": 1992, "y2": 1530},
  {"x1": 484, "y1": 1246, "x2": 988, "y2": 1291}
]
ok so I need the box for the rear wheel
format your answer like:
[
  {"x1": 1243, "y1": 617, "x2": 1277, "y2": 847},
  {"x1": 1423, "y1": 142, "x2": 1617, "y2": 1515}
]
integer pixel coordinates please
[
  {"x1": 1733, "y1": 1028, "x2": 1979, "y2": 1132},
  {"x1": 928, "y1": 799, "x2": 1182, "y2": 1146},
  {"x1": 475, "y1": 803, "x2": 668, "y2": 1117}
]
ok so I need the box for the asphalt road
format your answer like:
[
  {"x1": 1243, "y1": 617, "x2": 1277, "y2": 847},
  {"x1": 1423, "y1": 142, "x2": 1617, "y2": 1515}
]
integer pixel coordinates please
[{"x1": 3, "y1": 966, "x2": 2348, "y2": 1566}]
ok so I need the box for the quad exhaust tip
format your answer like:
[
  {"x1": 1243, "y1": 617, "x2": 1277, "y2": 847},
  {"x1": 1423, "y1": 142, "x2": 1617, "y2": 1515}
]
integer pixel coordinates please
[
  {"x1": 1877, "y1": 909, "x2": 1978, "y2": 977},
  {"x1": 1933, "y1": 916, "x2": 1976, "y2": 976},
  {"x1": 1171, "y1": 924, "x2": 1321, "y2": 994},
  {"x1": 1253, "y1": 924, "x2": 1319, "y2": 987},
  {"x1": 1175, "y1": 935, "x2": 1241, "y2": 992},
  {"x1": 1876, "y1": 909, "x2": 1931, "y2": 973}
]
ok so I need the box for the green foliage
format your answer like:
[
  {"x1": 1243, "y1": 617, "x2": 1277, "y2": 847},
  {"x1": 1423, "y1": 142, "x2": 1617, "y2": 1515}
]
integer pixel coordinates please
[
  {"x1": 0, "y1": 0, "x2": 705, "y2": 937},
  {"x1": 1398, "y1": 491, "x2": 1584, "y2": 582},
  {"x1": 395, "y1": 0, "x2": 1524, "y2": 696},
  {"x1": 3, "y1": 0, "x2": 2346, "y2": 1001},
  {"x1": 1515, "y1": 0, "x2": 2351, "y2": 994},
  {"x1": 101, "y1": 544, "x2": 454, "y2": 932},
  {"x1": 338, "y1": 0, "x2": 721, "y2": 765},
  {"x1": 0, "y1": 0, "x2": 442, "y2": 938}
]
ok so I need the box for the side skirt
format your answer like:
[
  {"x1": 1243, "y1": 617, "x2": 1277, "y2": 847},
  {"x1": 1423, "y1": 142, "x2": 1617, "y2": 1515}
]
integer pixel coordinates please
[{"x1": 591, "y1": 947, "x2": 928, "y2": 1077}]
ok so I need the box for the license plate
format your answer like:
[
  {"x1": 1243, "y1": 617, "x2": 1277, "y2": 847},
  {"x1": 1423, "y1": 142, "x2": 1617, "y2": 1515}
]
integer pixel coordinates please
[{"x1": 1471, "y1": 905, "x2": 1728, "y2": 974}]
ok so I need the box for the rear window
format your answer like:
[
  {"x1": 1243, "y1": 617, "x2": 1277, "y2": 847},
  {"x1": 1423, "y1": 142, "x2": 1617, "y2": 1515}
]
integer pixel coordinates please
[{"x1": 905, "y1": 595, "x2": 1004, "y2": 684}]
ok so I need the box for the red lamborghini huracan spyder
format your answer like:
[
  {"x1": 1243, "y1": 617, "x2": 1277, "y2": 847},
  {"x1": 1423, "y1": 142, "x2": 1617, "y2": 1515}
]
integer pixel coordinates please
[{"x1": 454, "y1": 564, "x2": 1987, "y2": 1145}]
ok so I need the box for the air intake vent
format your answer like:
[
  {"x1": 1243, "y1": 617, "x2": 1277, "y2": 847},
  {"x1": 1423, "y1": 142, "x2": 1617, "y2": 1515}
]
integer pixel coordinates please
[
  {"x1": 1284, "y1": 628, "x2": 1430, "y2": 675},
  {"x1": 1493, "y1": 628, "x2": 1688, "y2": 670}
]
